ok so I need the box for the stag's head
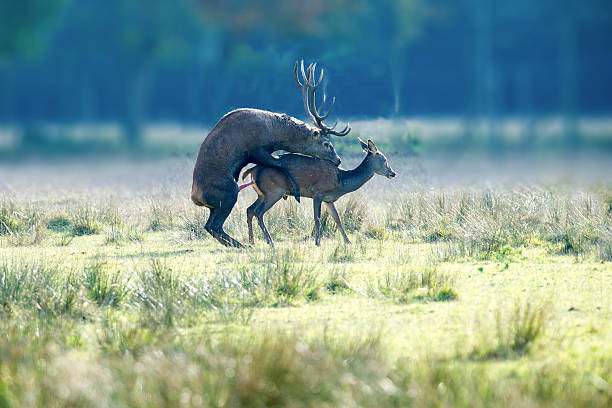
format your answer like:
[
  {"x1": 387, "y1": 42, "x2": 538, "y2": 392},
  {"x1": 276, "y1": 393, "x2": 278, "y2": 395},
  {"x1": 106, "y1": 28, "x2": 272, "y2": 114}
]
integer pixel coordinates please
[
  {"x1": 294, "y1": 60, "x2": 351, "y2": 165},
  {"x1": 290, "y1": 128, "x2": 340, "y2": 165},
  {"x1": 359, "y1": 138, "x2": 396, "y2": 179}
]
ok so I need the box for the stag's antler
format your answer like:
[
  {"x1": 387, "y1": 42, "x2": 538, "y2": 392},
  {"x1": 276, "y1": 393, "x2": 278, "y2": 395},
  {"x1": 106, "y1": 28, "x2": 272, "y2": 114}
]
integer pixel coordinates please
[{"x1": 294, "y1": 60, "x2": 351, "y2": 137}]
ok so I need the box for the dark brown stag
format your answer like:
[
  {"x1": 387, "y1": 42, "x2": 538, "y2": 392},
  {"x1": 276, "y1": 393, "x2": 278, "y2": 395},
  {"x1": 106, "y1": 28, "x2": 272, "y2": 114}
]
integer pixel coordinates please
[
  {"x1": 191, "y1": 61, "x2": 351, "y2": 247},
  {"x1": 243, "y1": 138, "x2": 396, "y2": 247}
]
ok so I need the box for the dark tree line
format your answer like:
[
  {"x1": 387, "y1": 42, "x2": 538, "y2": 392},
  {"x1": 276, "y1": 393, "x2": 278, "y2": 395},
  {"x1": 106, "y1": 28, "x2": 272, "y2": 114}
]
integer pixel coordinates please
[{"x1": 1, "y1": 0, "x2": 611, "y2": 146}]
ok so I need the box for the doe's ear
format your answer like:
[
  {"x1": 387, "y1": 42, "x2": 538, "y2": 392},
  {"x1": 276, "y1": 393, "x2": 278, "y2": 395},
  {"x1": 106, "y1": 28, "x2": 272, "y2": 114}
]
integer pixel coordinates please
[
  {"x1": 358, "y1": 137, "x2": 369, "y2": 152},
  {"x1": 367, "y1": 139, "x2": 378, "y2": 152}
]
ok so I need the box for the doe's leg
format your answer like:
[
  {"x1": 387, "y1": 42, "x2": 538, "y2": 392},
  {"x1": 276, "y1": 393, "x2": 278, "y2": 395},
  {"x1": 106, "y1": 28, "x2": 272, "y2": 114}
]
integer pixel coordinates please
[
  {"x1": 246, "y1": 197, "x2": 263, "y2": 245},
  {"x1": 313, "y1": 198, "x2": 323, "y2": 246},
  {"x1": 325, "y1": 202, "x2": 351, "y2": 244},
  {"x1": 253, "y1": 191, "x2": 285, "y2": 247},
  {"x1": 250, "y1": 148, "x2": 301, "y2": 203}
]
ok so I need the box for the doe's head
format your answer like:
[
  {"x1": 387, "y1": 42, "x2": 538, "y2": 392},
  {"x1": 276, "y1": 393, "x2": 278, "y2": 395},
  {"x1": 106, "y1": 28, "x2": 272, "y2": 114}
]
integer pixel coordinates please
[{"x1": 359, "y1": 138, "x2": 396, "y2": 179}]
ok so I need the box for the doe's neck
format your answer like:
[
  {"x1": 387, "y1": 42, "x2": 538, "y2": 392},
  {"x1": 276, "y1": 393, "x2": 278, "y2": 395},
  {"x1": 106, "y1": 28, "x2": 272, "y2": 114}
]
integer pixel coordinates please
[{"x1": 339, "y1": 153, "x2": 375, "y2": 194}]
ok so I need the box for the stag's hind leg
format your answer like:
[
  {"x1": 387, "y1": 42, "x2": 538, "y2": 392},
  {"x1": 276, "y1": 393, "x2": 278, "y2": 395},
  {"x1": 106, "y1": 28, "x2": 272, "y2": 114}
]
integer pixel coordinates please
[
  {"x1": 202, "y1": 182, "x2": 244, "y2": 248},
  {"x1": 205, "y1": 205, "x2": 243, "y2": 248}
]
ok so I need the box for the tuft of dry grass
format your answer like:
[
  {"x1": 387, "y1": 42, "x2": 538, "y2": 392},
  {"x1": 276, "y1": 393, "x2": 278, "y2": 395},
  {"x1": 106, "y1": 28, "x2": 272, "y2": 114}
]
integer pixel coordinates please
[{"x1": 469, "y1": 301, "x2": 550, "y2": 360}]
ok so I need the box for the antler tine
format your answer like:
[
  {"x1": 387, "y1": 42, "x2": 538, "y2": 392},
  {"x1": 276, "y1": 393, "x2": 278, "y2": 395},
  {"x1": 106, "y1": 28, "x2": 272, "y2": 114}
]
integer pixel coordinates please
[
  {"x1": 311, "y1": 66, "x2": 324, "y2": 89},
  {"x1": 293, "y1": 61, "x2": 303, "y2": 88},
  {"x1": 294, "y1": 59, "x2": 351, "y2": 136},
  {"x1": 295, "y1": 60, "x2": 318, "y2": 125},
  {"x1": 308, "y1": 86, "x2": 335, "y2": 122},
  {"x1": 317, "y1": 93, "x2": 327, "y2": 114},
  {"x1": 317, "y1": 96, "x2": 336, "y2": 121},
  {"x1": 327, "y1": 123, "x2": 351, "y2": 137},
  {"x1": 302, "y1": 61, "x2": 311, "y2": 86},
  {"x1": 308, "y1": 63, "x2": 316, "y2": 85}
]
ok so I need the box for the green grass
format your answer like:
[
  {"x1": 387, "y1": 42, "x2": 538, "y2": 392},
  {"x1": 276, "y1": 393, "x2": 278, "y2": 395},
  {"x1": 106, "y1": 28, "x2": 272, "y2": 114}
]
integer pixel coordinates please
[{"x1": 0, "y1": 178, "x2": 611, "y2": 406}]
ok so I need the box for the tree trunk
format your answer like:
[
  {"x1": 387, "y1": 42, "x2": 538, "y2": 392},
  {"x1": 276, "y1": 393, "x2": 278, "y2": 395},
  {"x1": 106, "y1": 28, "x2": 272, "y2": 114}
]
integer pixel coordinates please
[
  {"x1": 389, "y1": 45, "x2": 406, "y2": 116},
  {"x1": 559, "y1": 16, "x2": 578, "y2": 148},
  {"x1": 123, "y1": 66, "x2": 152, "y2": 147},
  {"x1": 469, "y1": 0, "x2": 498, "y2": 153},
  {"x1": 515, "y1": 64, "x2": 536, "y2": 151}
]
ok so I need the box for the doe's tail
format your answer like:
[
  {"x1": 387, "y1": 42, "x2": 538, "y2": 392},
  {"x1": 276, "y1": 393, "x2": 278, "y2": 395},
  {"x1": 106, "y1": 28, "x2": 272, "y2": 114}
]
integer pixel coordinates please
[{"x1": 238, "y1": 167, "x2": 256, "y2": 191}]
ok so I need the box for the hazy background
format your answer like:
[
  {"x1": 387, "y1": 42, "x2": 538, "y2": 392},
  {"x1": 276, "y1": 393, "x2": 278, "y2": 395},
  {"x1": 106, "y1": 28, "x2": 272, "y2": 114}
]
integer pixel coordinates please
[{"x1": 0, "y1": 0, "x2": 611, "y2": 184}]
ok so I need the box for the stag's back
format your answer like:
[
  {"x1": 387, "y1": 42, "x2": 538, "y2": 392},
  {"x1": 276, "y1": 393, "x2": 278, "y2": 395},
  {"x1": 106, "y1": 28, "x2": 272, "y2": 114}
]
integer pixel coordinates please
[{"x1": 195, "y1": 109, "x2": 270, "y2": 170}]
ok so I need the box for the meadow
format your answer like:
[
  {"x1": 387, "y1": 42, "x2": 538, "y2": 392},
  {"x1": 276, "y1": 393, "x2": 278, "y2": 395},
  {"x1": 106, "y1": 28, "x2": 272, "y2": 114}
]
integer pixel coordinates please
[{"x1": 0, "y1": 150, "x2": 611, "y2": 407}]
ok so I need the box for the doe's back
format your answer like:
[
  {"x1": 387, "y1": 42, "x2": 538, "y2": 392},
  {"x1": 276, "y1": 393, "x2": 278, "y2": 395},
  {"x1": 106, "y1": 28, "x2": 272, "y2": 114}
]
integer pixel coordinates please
[{"x1": 252, "y1": 154, "x2": 340, "y2": 198}]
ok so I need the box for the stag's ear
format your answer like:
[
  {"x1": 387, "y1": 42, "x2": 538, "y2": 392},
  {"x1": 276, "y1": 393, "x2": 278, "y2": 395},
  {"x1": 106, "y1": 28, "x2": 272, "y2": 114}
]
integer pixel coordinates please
[
  {"x1": 367, "y1": 139, "x2": 378, "y2": 152},
  {"x1": 358, "y1": 138, "x2": 369, "y2": 152}
]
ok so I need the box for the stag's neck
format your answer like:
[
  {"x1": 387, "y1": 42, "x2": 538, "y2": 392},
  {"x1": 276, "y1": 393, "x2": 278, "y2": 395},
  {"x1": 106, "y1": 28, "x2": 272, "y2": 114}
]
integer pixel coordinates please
[
  {"x1": 338, "y1": 154, "x2": 374, "y2": 195},
  {"x1": 270, "y1": 113, "x2": 313, "y2": 148}
]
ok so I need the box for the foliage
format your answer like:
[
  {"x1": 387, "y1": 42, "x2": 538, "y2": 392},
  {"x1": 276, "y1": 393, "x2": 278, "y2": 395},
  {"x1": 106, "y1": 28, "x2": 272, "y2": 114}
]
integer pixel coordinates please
[{"x1": 0, "y1": 0, "x2": 67, "y2": 62}]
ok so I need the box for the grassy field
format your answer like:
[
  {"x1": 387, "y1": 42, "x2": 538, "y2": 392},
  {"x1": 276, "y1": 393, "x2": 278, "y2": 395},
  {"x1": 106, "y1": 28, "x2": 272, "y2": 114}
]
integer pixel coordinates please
[{"x1": 1, "y1": 153, "x2": 611, "y2": 407}]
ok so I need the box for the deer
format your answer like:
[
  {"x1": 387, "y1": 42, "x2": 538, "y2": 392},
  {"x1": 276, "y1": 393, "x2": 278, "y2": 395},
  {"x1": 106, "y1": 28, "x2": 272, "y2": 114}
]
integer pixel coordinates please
[
  {"x1": 242, "y1": 138, "x2": 396, "y2": 247},
  {"x1": 191, "y1": 61, "x2": 351, "y2": 247}
]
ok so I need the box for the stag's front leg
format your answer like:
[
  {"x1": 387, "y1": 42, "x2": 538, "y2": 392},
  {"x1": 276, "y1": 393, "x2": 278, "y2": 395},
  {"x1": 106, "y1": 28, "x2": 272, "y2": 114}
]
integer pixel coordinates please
[{"x1": 250, "y1": 148, "x2": 301, "y2": 203}]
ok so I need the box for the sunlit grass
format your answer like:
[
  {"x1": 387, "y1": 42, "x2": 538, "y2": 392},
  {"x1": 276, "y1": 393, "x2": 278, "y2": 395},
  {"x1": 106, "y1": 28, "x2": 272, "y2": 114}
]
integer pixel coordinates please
[{"x1": 0, "y1": 180, "x2": 611, "y2": 406}]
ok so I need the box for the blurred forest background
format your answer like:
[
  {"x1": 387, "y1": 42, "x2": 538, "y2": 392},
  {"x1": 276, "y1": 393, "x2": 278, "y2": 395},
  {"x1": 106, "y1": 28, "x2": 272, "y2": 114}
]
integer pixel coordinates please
[{"x1": 1, "y1": 0, "x2": 611, "y2": 156}]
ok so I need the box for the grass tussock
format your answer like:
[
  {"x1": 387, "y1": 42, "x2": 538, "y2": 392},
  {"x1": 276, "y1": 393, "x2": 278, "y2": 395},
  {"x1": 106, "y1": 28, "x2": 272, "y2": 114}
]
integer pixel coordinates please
[
  {"x1": 220, "y1": 258, "x2": 320, "y2": 307},
  {"x1": 131, "y1": 260, "x2": 202, "y2": 327},
  {"x1": 385, "y1": 188, "x2": 612, "y2": 261},
  {"x1": 1, "y1": 322, "x2": 610, "y2": 408},
  {"x1": 377, "y1": 264, "x2": 458, "y2": 303},
  {"x1": 84, "y1": 261, "x2": 128, "y2": 307},
  {"x1": 0, "y1": 261, "x2": 79, "y2": 318},
  {"x1": 180, "y1": 208, "x2": 210, "y2": 240},
  {"x1": 69, "y1": 205, "x2": 103, "y2": 236},
  {"x1": 0, "y1": 200, "x2": 48, "y2": 245},
  {"x1": 324, "y1": 269, "x2": 351, "y2": 294},
  {"x1": 104, "y1": 223, "x2": 143, "y2": 245},
  {"x1": 147, "y1": 202, "x2": 175, "y2": 231},
  {"x1": 470, "y1": 301, "x2": 549, "y2": 360}
]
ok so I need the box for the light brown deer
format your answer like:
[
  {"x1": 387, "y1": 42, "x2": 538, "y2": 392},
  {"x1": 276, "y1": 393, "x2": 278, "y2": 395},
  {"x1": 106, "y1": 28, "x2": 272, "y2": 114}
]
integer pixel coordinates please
[
  {"x1": 191, "y1": 61, "x2": 351, "y2": 247},
  {"x1": 242, "y1": 138, "x2": 396, "y2": 247}
]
